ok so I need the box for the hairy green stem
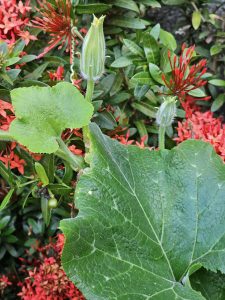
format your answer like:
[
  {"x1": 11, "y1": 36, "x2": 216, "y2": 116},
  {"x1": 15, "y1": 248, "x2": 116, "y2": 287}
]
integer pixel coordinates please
[
  {"x1": 83, "y1": 79, "x2": 95, "y2": 155},
  {"x1": 85, "y1": 79, "x2": 95, "y2": 103},
  {"x1": 158, "y1": 126, "x2": 166, "y2": 150},
  {"x1": 56, "y1": 138, "x2": 85, "y2": 171}
]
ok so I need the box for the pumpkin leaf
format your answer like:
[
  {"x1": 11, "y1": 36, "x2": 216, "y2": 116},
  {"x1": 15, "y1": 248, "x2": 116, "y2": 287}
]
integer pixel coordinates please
[
  {"x1": 9, "y1": 82, "x2": 93, "y2": 153},
  {"x1": 61, "y1": 123, "x2": 225, "y2": 299}
]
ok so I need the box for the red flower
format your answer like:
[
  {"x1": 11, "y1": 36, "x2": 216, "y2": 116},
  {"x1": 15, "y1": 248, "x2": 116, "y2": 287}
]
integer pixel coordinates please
[
  {"x1": 0, "y1": 99, "x2": 13, "y2": 118},
  {"x1": 48, "y1": 66, "x2": 64, "y2": 81},
  {"x1": 113, "y1": 130, "x2": 134, "y2": 145},
  {"x1": 180, "y1": 94, "x2": 211, "y2": 118},
  {"x1": 17, "y1": 234, "x2": 85, "y2": 300},
  {"x1": 73, "y1": 78, "x2": 82, "y2": 90},
  {"x1": 175, "y1": 111, "x2": 225, "y2": 160},
  {"x1": 69, "y1": 145, "x2": 83, "y2": 156},
  {"x1": 0, "y1": 0, "x2": 35, "y2": 44},
  {"x1": 18, "y1": 30, "x2": 37, "y2": 45},
  {"x1": 32, "y1": 0, "x2": 72, "y2": 58},
  {"x1": 162, "y1": 44, "x2": 209, "y2": 102},
  {"x1": 0, "y1": 146, "x2": 26, "y2": 174},
  {"x1": 0, "y1": 274, "x2": 12, "y2": 296},
  {"x1": 0, "y1": 99, "x2": 15, "y2": 130},
  {"x1": 0, "y1": 100, "x2": 26, "y2": 174},
  {"x1": 113, "y1": 131, "x2": 149, "y2": 149},
  {"x1": 135, "y1": 135, "x2": 148, "y2": 149}
]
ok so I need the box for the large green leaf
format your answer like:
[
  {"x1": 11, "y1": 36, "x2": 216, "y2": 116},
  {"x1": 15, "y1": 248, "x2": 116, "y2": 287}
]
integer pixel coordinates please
[
  {"x1": 61, "y1": 123, "x2": 225, "y2": 299},
  {"x1": 9, "y1": 82, "x2": 93, "y2": 153}
]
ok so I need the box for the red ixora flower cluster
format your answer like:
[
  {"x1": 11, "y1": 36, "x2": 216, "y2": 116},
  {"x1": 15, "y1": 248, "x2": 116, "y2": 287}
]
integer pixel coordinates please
[
  {"x1": 0, "y1": 142, "x2": 26, "y2": 174},
  {"x1": 162, "y1": 44, "x2": 211, "y2": 113},
  {"x1": 175, "y1": 111, "x2": 225, "y2": 160},
  {"x1": 0, "y1": 99, "x2": 14, "y2": 130},
  {"x1": 0, "y1": 274, "x2": 12, "y2": 296},
  {"x1": 0, "y1": 0, "x2": 37, "y2": 45},
  {"x1": 109, "y1": 127, "x2": 148, "y2": 149},
  {"x1": 18, "y1": 234, "x2": 85, "y2": 300},
  {"x1": 32, "y1": 0, "x2": 72, "y2": 58},
  {"x1": 0, "y1": 100, "x2": 26, "y2": 174}
]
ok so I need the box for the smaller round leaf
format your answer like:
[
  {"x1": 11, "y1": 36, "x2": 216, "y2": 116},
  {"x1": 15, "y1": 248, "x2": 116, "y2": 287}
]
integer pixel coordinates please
[{"x1": 10, "y1": 82, "x2": 93, "y2": 153}]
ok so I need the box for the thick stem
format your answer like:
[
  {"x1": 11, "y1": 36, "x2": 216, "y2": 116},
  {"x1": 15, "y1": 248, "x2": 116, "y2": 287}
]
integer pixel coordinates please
[
  {"x1": 85, "y1": 79, "x2": 95, "y2": 103},
  {"x1": 0, "y1": 130, "x2": 14, "y2": 141},
  {"x1": 158, "y1": 126, "x2": 166, "y2": 150},
  {"x1": 56, "y1": 138, "x2": 85, "y2": 171},
  {"x1": 83, "y1": 79, "x2": 95, "y2": 154}
]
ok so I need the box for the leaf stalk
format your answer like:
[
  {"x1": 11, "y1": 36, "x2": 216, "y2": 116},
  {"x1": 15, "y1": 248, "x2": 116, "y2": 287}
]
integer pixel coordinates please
[
  {"x1": 158, "y1": 126, "x2": 166, "y2": 150},
  {"x1": 56, "y1": 138, "x2": 85, "y2": 171}
]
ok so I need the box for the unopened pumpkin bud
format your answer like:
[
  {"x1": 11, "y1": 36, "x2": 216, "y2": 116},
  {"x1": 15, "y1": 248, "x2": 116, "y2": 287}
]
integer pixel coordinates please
[
  {"x1": 80, "y1": 15, "x2": 105, "y2": 81},
  {"x1": 156, "y1": 96, "x2": 177, "y2": 127}
]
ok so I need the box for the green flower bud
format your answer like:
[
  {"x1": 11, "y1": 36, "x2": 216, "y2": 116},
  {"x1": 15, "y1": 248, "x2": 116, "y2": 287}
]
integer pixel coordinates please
[
  {"x1": 80, "y1": 15, "x2": 105, "y2": 81},
  {"x1": 156, "y1": 96, "x2": 177, "y2": 127}
]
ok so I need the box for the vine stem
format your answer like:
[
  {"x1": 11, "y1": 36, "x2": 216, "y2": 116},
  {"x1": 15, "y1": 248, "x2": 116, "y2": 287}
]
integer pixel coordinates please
[
  {"x1": 56, "y1": 138, "x2": 84, "y2": 171},
  {"x1": 158, "y1": 126, "x2": 166, "y2": 150}
]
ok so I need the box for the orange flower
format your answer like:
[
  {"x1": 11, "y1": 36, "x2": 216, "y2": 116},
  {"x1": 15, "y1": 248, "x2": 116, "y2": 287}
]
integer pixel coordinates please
[
  {"x1": 0, "y1": 148, "x2": 26, "y2": 174},
  {"x1": 0, "y1": 0, "x2": 34, "y2": 44},
  {"x1": 32, "y1": 0, "x2": 72, "y2": 58},
  {"x1": 162, "y1": 44, "x2": 209, "y2": 101},
  {"x1": 48, "y1": 66, "x2": 64, "y2": 81},
  {"x1": 18, "y1": 30, "x2": 37, "y2": 45},
  {"x1": 69, "y1": 145, "x2": 83, "y2": 156},
  {"x1": 175, "y1": 111, "x2": 225, "y2": 160}
]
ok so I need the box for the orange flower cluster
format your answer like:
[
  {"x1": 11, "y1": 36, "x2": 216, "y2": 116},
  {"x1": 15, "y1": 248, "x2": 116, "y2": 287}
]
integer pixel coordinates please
[
  {"x1": 175, "y1": 111, "x2": 225, "y2": 160},
  {"x1": 0, "y1": 0, "x2": 36, "y2": 45},
  {"x1": 0, "y1": 100, "x2": 26, "y2": 174},
  {"x1": 112, "y1": 129, "x2": 148, "y2": 149},
  {"x1": 0, "y1": 99, "x2": 14, "y2": 130},
  {"x1": 0, "y1": 274, "x2": 12, "y2": 296},
  {"x1": 0, "y1": 142, "x2": 26, "y2": 174},
  {"x1": 18, "y1": 234, "x2": 85, "y2": 300}
]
